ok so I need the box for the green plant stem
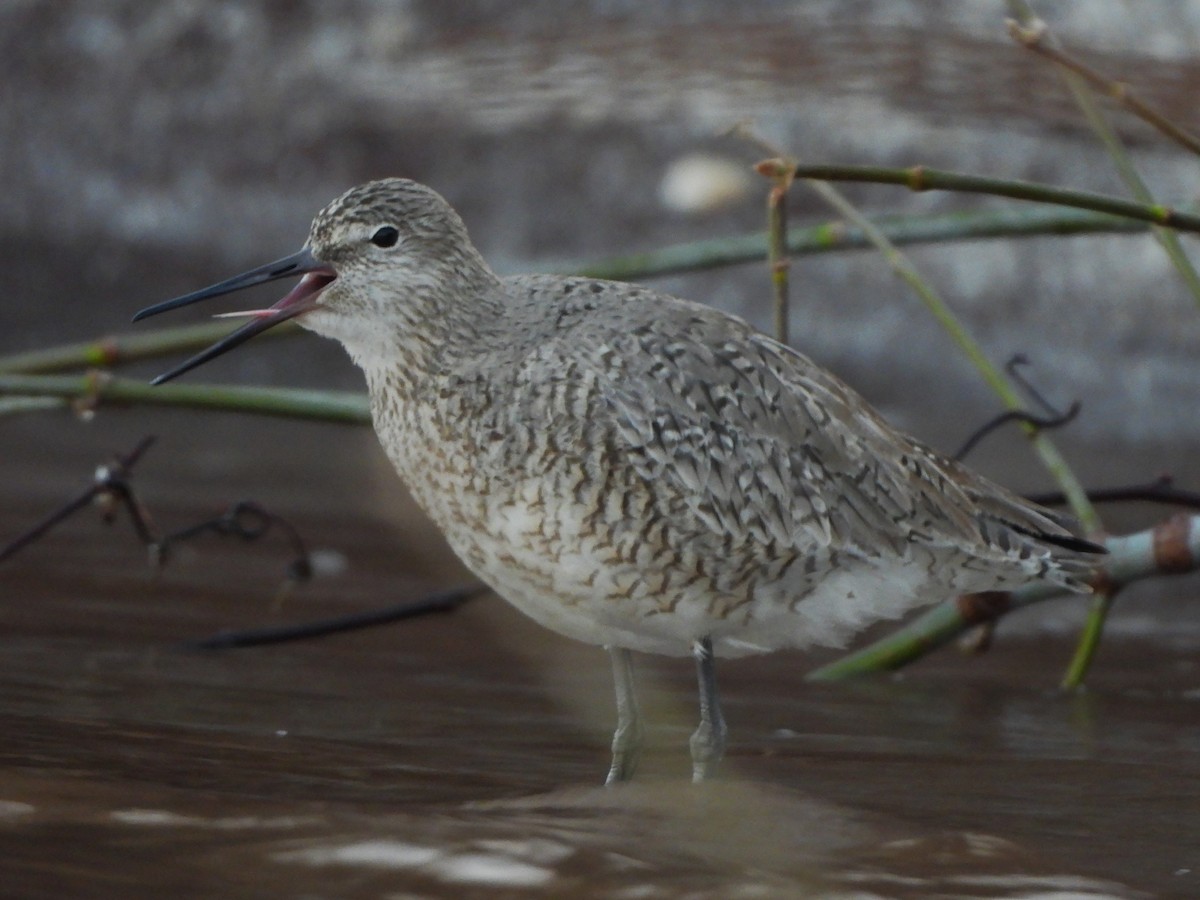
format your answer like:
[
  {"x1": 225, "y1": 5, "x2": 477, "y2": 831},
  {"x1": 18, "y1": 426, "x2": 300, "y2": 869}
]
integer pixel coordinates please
[
  {"x1": 0, "y1": 396, "x2": 66, "y2": 415},
  {"x1": 567, "y1": 205, "x2": 1140, "y2": 280},
  {"x1": 783, "y1": 163, "x2": 1200, "y2": 233},
  {"x1": 0, "y1": 373, "x2": 369, "y2": 424},
  {"x1": 1060, "y1": 588, "x2": 1118, "y2": 689},
  {"x1": 768, "y1": 180, "x2": 792, "y2": 345},
  {"x1": 0, "y1": 320, "x2": 300, "y2": 376},
  {"x1": 1088, "y1": 115, "x2": 1200, "y2": 308},
  {"x1": 754, "y1": 158, "x2": 797, "y2": 345}
]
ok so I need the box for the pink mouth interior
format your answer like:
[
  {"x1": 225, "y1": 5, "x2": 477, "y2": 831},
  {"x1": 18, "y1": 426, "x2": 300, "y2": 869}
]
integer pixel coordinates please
[
  {"x1": 268, "y1": 270, "x2": 337, "y2": 317},
  {"x1": 217, "y1": 270, "x2": 337, "y2": 321}
]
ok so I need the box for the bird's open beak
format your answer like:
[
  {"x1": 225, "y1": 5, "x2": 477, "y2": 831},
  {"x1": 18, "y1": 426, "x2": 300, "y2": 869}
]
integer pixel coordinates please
[{"x1": 131, "y1": 247, "x2": 337, "y2": 385}]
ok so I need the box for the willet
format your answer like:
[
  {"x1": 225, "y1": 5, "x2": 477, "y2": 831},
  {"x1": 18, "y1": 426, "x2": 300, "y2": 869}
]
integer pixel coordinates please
[{"x1": 133, "y1": 178, "x2": 1103, "y2": 783}]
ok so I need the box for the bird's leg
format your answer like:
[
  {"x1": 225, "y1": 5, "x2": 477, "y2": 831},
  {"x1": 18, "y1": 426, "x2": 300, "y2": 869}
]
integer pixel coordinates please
[
  {"x1": 689, "y1": 636, "x2": 727, "y2": 783},
  {"x1": 605, "y1": 646, "x2": 644, "y2": 785}
]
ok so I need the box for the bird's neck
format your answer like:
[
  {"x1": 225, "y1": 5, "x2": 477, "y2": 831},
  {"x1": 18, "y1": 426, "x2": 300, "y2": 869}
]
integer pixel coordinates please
[{"x1": 349, "y1": 267, "x2": 504, "y2": 403}]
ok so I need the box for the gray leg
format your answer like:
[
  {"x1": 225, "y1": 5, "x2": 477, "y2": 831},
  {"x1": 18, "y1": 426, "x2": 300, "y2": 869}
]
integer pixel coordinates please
[
  {"x1": 689, "y1": 637, "x2": 727, "y2": 783},
  {"x1": 605, "y1": 646, "x2": 644, "y2": 785}
]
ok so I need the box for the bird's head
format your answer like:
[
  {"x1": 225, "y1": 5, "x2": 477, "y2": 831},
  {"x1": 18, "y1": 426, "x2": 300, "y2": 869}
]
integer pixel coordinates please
[{"x1": 133, "y1": 178, "x2": 490, "y2": 383}]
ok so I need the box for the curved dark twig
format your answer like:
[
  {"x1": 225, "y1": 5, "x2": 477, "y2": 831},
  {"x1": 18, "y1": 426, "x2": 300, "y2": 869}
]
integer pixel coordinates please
[
  {"x1": 1027, "y1": 475, "x2": 1200, "y2": 510},
  {"x1": 953, "y1": 355, "x2": 1081, "y2": 461},
  {"x1": 152, "y1": 500, "x2": 312, "y2": 582},
  {"x1": 1006, "y1": 353, "x2": 1061, "y2": 417},
  {"x1": 182, "y1": 584, "x2": 488, "y2": 649},
  {"x1": 954, "y1": 403, "x2": 1081, "y2": 461}
]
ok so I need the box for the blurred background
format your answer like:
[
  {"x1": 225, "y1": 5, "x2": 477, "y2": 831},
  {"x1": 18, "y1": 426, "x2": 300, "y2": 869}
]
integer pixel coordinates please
[{"x1": 2, "y1": 3, "x2": 1199, "y2": 897}]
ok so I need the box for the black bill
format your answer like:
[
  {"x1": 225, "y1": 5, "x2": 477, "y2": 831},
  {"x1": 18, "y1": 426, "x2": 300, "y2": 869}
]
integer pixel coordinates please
[{"x1": 132, "y1": 247, "x2": 336, "y2": 385}]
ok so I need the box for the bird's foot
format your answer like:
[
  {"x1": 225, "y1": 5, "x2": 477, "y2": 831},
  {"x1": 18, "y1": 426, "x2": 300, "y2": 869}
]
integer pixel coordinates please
[
  {"x1": 689, "y1": 716, "x2": 727, "y2": 783},
  {"x1": 605, "y1": 717, "x2": 644, "y2": 784},
  {"x1": 605, "y1": 646, "x2": 644, "y2": 785}
]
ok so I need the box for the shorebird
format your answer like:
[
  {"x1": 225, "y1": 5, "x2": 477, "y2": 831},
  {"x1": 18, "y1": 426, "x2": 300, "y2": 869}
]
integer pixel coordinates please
[{"x1": 134, "y1": 178, "x2": 1103, "y2": 783}]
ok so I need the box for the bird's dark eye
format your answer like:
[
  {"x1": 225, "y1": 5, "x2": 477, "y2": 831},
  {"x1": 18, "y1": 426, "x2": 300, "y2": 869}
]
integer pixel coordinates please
[{"x1": 370, "y1": 226, "x2": 399, "y2": 248}]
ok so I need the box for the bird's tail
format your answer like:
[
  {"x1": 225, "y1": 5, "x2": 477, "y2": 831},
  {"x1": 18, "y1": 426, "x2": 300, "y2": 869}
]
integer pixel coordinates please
[{"x1": 972, "y1": 491, "x2": 1106, "y2": 594}]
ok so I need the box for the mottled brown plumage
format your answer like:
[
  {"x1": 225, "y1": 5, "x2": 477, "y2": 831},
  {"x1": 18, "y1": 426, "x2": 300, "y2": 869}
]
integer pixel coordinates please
[{"x1": 136, "y1": 178, "x2": 1103, "y2": 783}]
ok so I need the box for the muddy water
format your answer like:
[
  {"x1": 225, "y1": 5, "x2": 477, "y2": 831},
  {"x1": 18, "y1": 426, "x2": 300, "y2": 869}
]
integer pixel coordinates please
[{"x1": 0, "y1": 414, "x2": 1195, "y2": 899}]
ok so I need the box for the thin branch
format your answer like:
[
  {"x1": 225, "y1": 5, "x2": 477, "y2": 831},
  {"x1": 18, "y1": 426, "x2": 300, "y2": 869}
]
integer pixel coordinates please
[
  {"x1": 807, "y1": 513, "x2": 1200, "y2": 680},
  {"x1": 954, "y1": 355, "x2": 1081, "y2": 460},
  {"x1": 562, "y1": 206, "x2": 1141, "y2": 281},
  {"x1": 0, "y1": 320, "x2": 300, "y2": 376},
  {"x1": 1, "y1": 484, "x2": 101, "y2": 564},
  {"x1": 1028, "y1": 475, "x2": 1200, "y2": 509},
  {"x1": 1005, "y1": 353, "x2": 1065, "y2": 417},
  {"x1": 782, "y1": 163, "x2": 1200, "y2": 234},
  {"x1": 183, "y1": 584, "x2": 487, "y2": 649},
  {"x1": 1006, "y1": 15, "x2": 1200, "y2": 157},
  {"x1": 953, "y1": 403, "x2": 1080, "y2": 461},
  {"x1": 754, "y1": 157, "x2": 797, "y2": 345},
  {"x1": 0, "y1": 373, "x2": 370, "y2": 424},
  {"x1": 0, "y1": 396, "x2": 66, "y2": 415}
]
